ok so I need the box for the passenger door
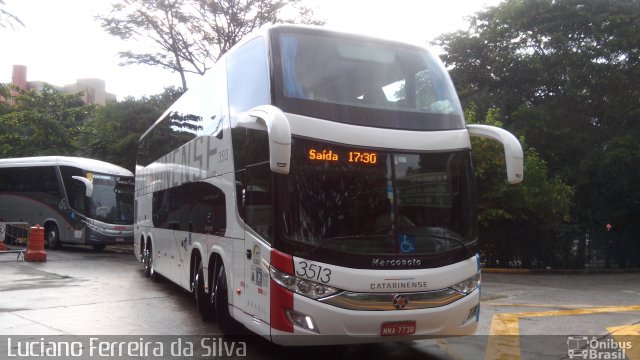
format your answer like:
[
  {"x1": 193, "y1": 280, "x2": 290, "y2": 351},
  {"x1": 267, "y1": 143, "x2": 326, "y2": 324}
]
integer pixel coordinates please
[{"x1": 242, "y1": 163, "x2": 273, "y2": 335}]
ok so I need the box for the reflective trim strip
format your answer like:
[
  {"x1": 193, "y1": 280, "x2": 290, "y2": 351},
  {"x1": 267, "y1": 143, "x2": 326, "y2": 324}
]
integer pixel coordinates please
[{"x1": 319, "y1": 289, "x2": 465, "y2": 311}]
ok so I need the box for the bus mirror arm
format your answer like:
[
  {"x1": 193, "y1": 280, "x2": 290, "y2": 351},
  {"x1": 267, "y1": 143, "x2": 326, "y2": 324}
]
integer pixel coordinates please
[
  {"x1": 71, "y1": 176, "x2": 94, "y2": 197},
  {"x1": 237, "y1": 105, "x2": 292, "y2": 174},
  {"x1": 467, "y1": 124, "x2": 524, "y2": 184}
]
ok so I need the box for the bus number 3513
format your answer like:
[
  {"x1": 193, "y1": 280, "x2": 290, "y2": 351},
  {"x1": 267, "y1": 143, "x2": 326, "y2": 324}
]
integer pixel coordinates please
[{"x1": 296, "y1": 261, "x2": 332, "y2": 283}]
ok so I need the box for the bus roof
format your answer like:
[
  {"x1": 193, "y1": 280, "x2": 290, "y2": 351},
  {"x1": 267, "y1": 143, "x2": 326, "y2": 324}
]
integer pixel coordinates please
[{"x1": 0, "y1": 156, "x2": 133, "y2": 176}]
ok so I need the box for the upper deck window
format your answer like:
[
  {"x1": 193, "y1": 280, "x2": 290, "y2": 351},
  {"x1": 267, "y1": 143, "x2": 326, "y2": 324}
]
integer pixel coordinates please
[{"x1": 272, "y1": 28, "x2": 465, "y2": 131}]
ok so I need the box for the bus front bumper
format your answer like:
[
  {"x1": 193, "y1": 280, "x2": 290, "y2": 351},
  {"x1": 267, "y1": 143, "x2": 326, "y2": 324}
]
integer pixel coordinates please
[
  {"x1": 85, "y1": 227, "x2": 134, "y2": 245},
  {"x1": 270, "y1": 287, "x2": 480, "y2": 346}
]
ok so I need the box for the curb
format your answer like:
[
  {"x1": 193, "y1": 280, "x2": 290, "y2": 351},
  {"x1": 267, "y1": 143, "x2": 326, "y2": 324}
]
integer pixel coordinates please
[
  {"x1": 482, "y1": 268, "x2": 530, "y2": 274},
  {"x1": 482, "y1": 267, "x2": 640, "y2": 274}
]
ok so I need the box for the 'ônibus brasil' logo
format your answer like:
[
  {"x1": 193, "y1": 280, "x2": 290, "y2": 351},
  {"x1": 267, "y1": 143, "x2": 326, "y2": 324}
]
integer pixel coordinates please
[{"x1": 567, "y1": 336, "x2": 631, "y2": 359}]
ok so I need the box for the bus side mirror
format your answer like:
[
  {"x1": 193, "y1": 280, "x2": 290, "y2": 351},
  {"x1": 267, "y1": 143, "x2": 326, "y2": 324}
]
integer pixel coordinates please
[
  {"x1": 236, "y1": 105, "x2": 291, "y2": 174},
  {"x1": 72, "y1": 176, "x2": 94, "y2": 197},
  {"x1": 467, "y1": 124, "x2": 524, "y2": 184}
]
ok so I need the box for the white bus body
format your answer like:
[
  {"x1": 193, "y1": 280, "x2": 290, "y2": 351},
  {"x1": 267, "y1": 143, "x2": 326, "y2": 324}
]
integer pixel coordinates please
[
  {"x1": 0, "y1": 156, "x2": 134, "y2": 250},
  {"x1": 134, "y1": 25, "x2": 523, "y2": 345}
]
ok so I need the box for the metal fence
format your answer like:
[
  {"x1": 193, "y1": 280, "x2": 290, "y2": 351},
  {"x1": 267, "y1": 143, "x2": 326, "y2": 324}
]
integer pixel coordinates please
[{"x1": 0, "y1": 222, "x2": 29, "y2": 260}]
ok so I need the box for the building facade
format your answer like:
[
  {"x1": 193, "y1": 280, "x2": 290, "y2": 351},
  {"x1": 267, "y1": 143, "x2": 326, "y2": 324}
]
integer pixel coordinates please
[{"x1": 5, "y1": 65, "x2": 116, "y2": 105}]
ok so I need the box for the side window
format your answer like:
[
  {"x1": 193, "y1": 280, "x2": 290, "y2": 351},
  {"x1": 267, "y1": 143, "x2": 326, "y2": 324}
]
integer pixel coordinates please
[
  {"x1": 227, "y1": 37, "x2": 270, "y2": 115},
  {"x1": 189, "y1": 182, "x2": 226, "y2": 235},
  {"x1": 231, "y1": 127, "x2": 269, "y2": 171},
  {"x1": 0, "y1": 166, "x2": 60, "y2": 196},
  {"x1": 32, "y1": 167, "x2": 61, "y2": 196},
  {"x1": 137, "y1": 113, "x2": 197, "y2": 168},
  {"x1": 0, "y1": 168, "x2": 11, "y2": 191},
  {"x1": 152, "y1": 182, "x2": 226, "y2": 236},
  {"x1": 152, "y1": 189, "x2": 170, "y2": 229},
  {"x1": 60, "y1": 166, "x2": 87, "y2": 215},
  {"x1": 244, "y1": 163, "x2": 272, "y2": 242}
]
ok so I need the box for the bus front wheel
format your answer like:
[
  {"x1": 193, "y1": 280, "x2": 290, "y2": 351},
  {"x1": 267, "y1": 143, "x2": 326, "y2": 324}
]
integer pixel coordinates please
[{"x1": 45, "y1": 224, "x2": 59, "y2": 249}]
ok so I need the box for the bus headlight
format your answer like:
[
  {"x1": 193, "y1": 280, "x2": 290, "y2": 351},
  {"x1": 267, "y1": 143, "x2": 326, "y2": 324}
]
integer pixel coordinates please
[
  {"x1": 450, "y1": 272, "x2": 481, "y2": 295},
  {"x1": 270, "y1": 267, "x2": 340, "y2": 299}
]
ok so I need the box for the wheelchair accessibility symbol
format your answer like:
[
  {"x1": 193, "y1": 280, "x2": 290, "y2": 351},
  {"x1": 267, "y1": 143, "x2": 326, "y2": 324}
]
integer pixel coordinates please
[{"x1": 399, "y1": 235, "x2": 416, "y2": 254}]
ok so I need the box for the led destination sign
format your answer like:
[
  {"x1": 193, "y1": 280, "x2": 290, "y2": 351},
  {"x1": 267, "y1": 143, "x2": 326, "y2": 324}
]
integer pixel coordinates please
[{"x1": 308, "y1": 148, "x2": 378, "y2": 164}]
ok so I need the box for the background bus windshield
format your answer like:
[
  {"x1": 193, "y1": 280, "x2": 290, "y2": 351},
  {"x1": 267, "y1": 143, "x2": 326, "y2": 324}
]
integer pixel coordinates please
[
  {"x1": 90, "y1": 174, "x2": 134, "y2": 224},
  {"x1": 278, "y1": 138, "x2": 477, "y2": 259}
]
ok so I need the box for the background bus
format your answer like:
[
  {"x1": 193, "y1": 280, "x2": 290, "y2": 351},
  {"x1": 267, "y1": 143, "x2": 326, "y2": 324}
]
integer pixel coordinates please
[
  {"x1": 0, "y1": 156, "x2": 134, "y2": 250},
  {"x1": 134, "y1": 25, "x2": 523, "y2": 345}
]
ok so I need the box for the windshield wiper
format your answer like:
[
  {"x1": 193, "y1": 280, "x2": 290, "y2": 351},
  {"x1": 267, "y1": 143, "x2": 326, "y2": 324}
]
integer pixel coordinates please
[
  {"x1": 303, "y1": 234, "x2": 386, "y2": 258},
  {"x1": 437, "y1": 234, "x2": 474, "y2": 257}
]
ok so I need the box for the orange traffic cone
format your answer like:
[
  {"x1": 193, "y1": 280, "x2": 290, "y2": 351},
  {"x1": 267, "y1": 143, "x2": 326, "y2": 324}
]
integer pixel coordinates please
[{"x1": 24, "y1": 225, "x2": 47, "y2": 262}]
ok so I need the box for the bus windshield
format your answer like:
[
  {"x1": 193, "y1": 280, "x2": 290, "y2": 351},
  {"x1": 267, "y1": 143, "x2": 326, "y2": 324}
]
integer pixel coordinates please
[
  {"x1": 90, "y1": 174, "x2": 134, "y2": 225},
  {"x1": 278, "y1": 138, "x2": 477, "y2": 261},
  {"x1": 273, "y1": 29, "x2": 465, "y2": 130}
]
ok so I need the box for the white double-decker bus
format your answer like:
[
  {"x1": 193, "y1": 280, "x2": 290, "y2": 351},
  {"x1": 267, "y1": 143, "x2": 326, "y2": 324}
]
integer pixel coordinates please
[
  {"x1": 0, "y1": 156, "x2": 134, "y2": 250},
  {"x1": 134, "y1": 25, "x2": 523, "y2": 344}
]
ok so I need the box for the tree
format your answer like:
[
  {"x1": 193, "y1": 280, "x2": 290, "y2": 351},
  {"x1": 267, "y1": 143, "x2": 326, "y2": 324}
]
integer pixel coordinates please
[
  {"x1": 79, "y1": 87, "x2": 183, "y2": 171},
  {"x1": 99, "y1": 0, "x2": 204, "y2": 91},
  {"x1": 99, "y1": 0, "x2": 322, "y2": 90},
  {"x1": 467, "y1": 104, "x2": 574, "y2": 268},
  {"x1": 192, "y1": 0, "x2": 323, "y2": 60},
  {"x1": 0, "y1": 0, "x2": 23, "y2": 100},
  {"x1": 435, "y1": 0, "x2": 639, "y2": 176},
  {"x1": 0, "y1": 0, "x2": 23, "y2": 29},
  {"x1": 0, "y1": 85, "x2": 94, "y2": 157},
  {"x1": 435, "y1": 0, "x2": 640, "y2": 267}
]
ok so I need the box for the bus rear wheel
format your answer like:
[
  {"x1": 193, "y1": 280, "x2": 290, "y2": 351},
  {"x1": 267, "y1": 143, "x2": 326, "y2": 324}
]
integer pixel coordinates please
[
  {"x1": 144, "y1": 241, "x2": 160, "y2": 282},
  {"x1": 45, "y1": 224, "x2": 59, "y2": 249},
  {"x1": 194, "y1": 264, "x2": 213, "y2": 321},
  {"x1": 142, "y1": 246, "x2": 151, "y2": 277}
]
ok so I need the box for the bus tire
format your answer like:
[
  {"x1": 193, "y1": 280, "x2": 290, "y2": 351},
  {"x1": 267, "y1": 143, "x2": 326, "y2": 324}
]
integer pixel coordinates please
[
  {"x1": 213, "y1": 264, "x2": 241, "y2": 334},
  {"x1": 45, "y1": 224, "x2": 60, "y2": 249},
  {"x1": 92, "y1": 244, "x2": 106, "y2": 251},
  {"x1": 146, "y1": 240, "x2": 160, "y2": 282},
  {"x1": 143, "y1": 246, "x2": 151, "y2": 277},
  {"x1": 195, "y1": 264, "x2": 213, "y2": 321},
  {"x1": 149, "y1": 258, "x2": 160, "y2": 282}
]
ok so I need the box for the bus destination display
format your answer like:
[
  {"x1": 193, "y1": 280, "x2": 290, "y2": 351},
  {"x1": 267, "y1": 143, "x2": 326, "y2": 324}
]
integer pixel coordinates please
[{"x1": 307, "y1": 148, "x2": 378, "y2": 164}]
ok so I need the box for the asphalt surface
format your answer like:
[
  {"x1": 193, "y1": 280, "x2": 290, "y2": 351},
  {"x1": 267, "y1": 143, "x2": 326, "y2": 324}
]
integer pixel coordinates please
[{"x1": 1, "y1": 245, "x2": 639, "y2": 359}]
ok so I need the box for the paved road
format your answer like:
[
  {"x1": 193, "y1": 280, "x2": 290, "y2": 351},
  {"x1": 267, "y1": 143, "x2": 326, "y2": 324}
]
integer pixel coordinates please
[{"x1": 1, "y1": 246, "x2": 638, "y2": 359}]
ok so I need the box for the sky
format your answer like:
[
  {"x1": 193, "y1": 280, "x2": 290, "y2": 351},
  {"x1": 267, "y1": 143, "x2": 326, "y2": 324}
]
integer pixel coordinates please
[{"x1": 0, "y1": 0, "x2": 502, "y2": 100}]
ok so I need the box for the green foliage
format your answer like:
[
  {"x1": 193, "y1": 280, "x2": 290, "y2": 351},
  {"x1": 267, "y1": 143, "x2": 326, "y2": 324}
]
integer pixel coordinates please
[
  {"x1": 0, "y1": 0, "x2": 23, "y2": 29},
  {"x1": 0, "y1": 85, "x2": 94, "y2": 157},
  {"x1": 436, "y1": 0, "x2": 640, "y2": 174},
  {"x1": 437, "y1": 0, "x2": 640, "y2": 267},
  {"x1": 79, "y1": 87, "x2": 183, "y2": 172},
  {"x1": 98, "y1": 0, "x2": 323, "y2": 89},
  {"x1": 467, "y1": 105, "x2": 574, "y2": 254}
]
